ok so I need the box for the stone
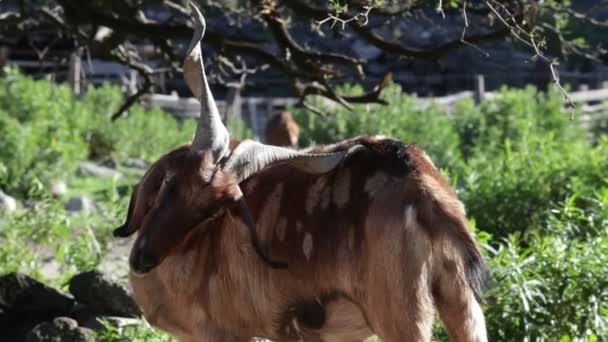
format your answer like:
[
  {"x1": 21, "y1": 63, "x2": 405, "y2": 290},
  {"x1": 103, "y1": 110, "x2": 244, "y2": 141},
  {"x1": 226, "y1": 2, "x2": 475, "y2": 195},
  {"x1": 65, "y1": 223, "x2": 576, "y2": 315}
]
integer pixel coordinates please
[
  {"x1": 69, "y1": 271, "x2": 141, "y2": 318},
  {"x1": 122, "y1": 158, "x2": 148, "y2": 170},
  {"x1": 0, "y1": 273, "x2": 76, "y2": 341},
  {"x1": 99, "y1": 158, "x2": 118, "y2": 169},
  {"x1": 0, "y1": 273, "x2": 75, "y2": 314},
  {"x1": 49, "y1": 180, "x2": 67, "y2": 197},
  {"x1": 0, "y1": 189, "x2": 17, "y2": 212},
  {"x1": 64, "y1": 196, "x2": 97, "y2": 213},
  {"x1": 77, "y1": 161, "x2": 122, "y2": 179},
  {"x1": 26, "y1": 317, "x2": 95, "y2": 342}
]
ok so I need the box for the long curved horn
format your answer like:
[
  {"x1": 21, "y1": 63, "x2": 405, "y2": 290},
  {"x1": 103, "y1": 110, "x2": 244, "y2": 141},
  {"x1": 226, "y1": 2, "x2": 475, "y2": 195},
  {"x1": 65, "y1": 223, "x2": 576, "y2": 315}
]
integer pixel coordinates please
[
  {"x1": 224, "y1": 140, "x2": 365, "y2": 183},
  {"x1": 183, "y1": 3, "x2": 230, "y2": 160}
]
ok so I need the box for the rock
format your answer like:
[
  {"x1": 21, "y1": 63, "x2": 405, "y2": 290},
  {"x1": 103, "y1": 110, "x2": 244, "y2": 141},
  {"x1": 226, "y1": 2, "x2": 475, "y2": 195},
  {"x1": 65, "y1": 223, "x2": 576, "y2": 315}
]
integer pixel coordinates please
[
  {"x1": 49, "y1": 180, "x2": 67, "y2": 197},
  {"x1": 64, "y1": 196, "x2": 97, "y2": 213},
  {"x1": 0, "y1": 190, "x2": 17, "y2": 212},
  {"x1": 39, "y1": 258, "x2": 62, "y2": 280},
  {"x1": 122, "y1": 158, "x2": 148, "y2": 170},
  {"x1": 69, "y1": 271, "x2": 141, "y2": 318},
  {"x1": 99, "y1": 158, "x2": 118, "y2": 169},
  {"x1": 0, "y1": 273, "x2": 75, "y2": 314},
  {"x1": 0, "y1": 273, "x2": 76, "y2": 341},
  {"x1": 77, "y1": 162, "x2": 122, "y2": 179},
  {"x1": 26, "y1": 317, "x2": 95, "y2": 342}
]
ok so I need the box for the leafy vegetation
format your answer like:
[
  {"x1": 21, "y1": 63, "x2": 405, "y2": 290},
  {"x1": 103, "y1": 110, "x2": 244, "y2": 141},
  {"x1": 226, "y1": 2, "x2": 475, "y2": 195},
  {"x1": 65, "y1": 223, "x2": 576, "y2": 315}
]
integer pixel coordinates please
[
  {"x1": 0, "y1": 67, "x2": 195, "y2": 197},
  {"x1": 1, "y1": 70, "x2": 607, "y2": 340}
]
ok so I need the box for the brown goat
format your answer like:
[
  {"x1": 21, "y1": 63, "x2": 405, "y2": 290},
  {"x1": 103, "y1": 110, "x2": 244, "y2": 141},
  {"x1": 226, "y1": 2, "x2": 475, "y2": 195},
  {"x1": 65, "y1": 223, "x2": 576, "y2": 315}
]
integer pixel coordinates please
[
  {"x1": 114, "y1": 4, "x2": 488, "y2": 342},
  {"x1": 264, "y1": 111, "x2": 300, "y2": 148}
]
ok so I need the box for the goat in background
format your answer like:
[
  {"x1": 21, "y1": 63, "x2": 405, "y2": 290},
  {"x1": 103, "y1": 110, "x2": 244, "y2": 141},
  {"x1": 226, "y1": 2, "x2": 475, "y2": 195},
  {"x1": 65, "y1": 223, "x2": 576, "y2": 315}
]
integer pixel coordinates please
[{"x1": 264, "y1": 111, "x2": 300, "y2": 148}]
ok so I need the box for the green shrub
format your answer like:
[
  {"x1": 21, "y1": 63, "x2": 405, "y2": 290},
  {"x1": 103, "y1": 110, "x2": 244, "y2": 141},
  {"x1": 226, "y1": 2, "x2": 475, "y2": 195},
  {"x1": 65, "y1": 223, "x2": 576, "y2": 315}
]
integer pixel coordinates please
[
  {"x1": 461, "y1": 135, "x2": 608, "y2": 237},
  {"x1": 0, "y1": 68, "x2": 198, "y2": 196},
  {"x1": 293, "y1": 84, "x2": 463, "y2": 169},
  {"x1": 483, "y1": 190, "x2": 608, "y2": 340},
  {"x1": 452, "y1": 86, "x2": 587, "y2": 160},
  {"x1": 0, "y1": 77, "x2": 88, "y2": 196}
]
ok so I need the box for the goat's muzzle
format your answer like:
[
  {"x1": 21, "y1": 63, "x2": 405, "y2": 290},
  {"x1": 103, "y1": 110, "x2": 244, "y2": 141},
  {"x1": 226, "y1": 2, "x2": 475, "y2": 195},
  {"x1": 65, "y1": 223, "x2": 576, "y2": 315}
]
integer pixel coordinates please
[{"x1": 129, "y1": 245, "x2": 160, "y2": 275}]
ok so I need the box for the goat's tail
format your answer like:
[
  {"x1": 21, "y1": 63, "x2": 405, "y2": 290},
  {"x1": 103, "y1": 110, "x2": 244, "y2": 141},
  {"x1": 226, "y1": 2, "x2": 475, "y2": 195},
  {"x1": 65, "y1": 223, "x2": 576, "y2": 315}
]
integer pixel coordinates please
[{"x1": 427, "y1": 195, "x2": 489, "y2": 342}]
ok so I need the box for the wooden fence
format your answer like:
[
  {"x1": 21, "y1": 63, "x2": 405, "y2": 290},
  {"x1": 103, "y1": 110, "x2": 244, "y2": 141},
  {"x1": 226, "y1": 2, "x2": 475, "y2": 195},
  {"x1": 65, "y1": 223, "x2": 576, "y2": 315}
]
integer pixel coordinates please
[{"x1": 142, "y1": 74, "x2": 608, "y2": 138}]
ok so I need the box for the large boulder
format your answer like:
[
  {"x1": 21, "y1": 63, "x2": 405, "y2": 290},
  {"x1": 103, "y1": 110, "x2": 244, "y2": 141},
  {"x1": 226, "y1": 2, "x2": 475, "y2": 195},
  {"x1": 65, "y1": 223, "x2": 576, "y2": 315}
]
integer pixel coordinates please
[
  {"x1": 0, "y1": 273, "x2": 75, "y2": 314},
  {"x1": 0, "y1": 273, "x2": 76, "y2": 341},
  {"x1": 26, "y1": 317, "x2": 95, "y2": 342},
  {"x1": 68, "y1": 271, "x2": 141, "y2": 318}
]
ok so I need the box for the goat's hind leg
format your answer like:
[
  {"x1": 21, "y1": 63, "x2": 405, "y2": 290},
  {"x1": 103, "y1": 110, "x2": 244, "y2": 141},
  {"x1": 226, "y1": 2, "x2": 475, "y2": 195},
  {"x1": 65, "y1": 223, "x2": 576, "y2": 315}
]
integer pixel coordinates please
[
  {"x1": 362, "y1": 263, "x2": 435, "y2": 342},
  {"x1": 433, "y1": 267, "x2": 488, "y2": 342}
]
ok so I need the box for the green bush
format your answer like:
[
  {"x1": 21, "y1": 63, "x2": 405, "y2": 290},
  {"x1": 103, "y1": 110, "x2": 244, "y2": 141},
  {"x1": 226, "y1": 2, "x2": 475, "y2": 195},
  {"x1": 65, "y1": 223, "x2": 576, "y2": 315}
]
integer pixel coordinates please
[
  {"x1": 0, "y1": 72, "x2": 88, "y2": 196},
  {"x1": 452, "y1": 86, "x2": 587, "y2": 160},
  {"x1": 0, "y1": 195, "x2": 127, "y2": 285},
  {"x1": 483, "y1": 190, "x2": 608, "y2": 340},
  {"x1": 0, "y1": 68, "x2": 196, "y2": 196},
  {"x1": 461, "y1": 135, "x2": 608, "y2": 237},
  {"x1": 293, "y1": 84, "x2": 463, "y2": 169}
]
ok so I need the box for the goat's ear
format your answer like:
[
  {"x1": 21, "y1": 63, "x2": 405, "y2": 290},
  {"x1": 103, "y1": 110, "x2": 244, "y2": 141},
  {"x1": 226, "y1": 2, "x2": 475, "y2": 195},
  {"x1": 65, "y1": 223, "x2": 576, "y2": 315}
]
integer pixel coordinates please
[
  {"x1": 223, "y1": 139, "x2": 365, "y2": 183},
  {"x1": 113, "y1": 184, "x2": 139, "y2": 238},
  {"x1": 113, "y1": 159, "x2": 166, "y2": 238}
]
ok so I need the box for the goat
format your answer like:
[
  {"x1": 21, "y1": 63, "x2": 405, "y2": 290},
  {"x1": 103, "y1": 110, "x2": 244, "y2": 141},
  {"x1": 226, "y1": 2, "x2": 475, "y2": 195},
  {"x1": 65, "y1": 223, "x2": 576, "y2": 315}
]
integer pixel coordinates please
[
  {"x1": 114, "y1": 4, "x2": 488, "y2": 342},
  {"x1": 264, "y1": 111, "x2": 300, "y2": 148}
]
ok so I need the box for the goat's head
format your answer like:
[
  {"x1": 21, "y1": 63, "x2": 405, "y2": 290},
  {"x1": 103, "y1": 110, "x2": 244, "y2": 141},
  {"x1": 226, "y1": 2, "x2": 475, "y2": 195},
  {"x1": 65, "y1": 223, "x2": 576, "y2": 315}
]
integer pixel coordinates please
[{"x1": 114, "y1": 3, "x2": 361, "y2": 275}]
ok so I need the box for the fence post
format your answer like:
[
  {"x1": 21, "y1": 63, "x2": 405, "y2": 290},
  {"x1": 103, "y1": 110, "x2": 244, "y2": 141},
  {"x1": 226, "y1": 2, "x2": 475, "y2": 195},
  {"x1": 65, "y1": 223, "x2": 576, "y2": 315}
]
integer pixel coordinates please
[
  {"x1": 128, "y1": 69, "x2": 138, "y2": 95},
  {"x1": 68, "y1": 48, "x2": 83, "y2": 95},
  {"x1": 224, "y1": 86, "x2": 242, "y2": 122},
  {"x1": 474, "y1": 74, "x2": 485, "y2": 104},
  {"x1": 158, "y1": 71, "x2": 166, "y2": 94},
  {"x1": 247, "y1": 98, "x2": 260, "y2": 140}
]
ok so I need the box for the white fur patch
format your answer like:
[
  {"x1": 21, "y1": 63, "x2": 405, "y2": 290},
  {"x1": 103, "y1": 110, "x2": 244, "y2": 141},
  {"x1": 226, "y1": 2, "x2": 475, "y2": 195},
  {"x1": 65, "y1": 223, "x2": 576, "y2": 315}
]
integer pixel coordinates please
[
  {"x1": 302, "y1": 233, "x2": 313, "y2": 260},
  {"x1": 306, "y1": 177, "x2": 327, "y2": 215},
  {"x1": 404, "y1": 205, "x2": 417, "y2": 231},
  {"x1": 332, "y1": 169, "x2": 351, "y2": 209}
]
